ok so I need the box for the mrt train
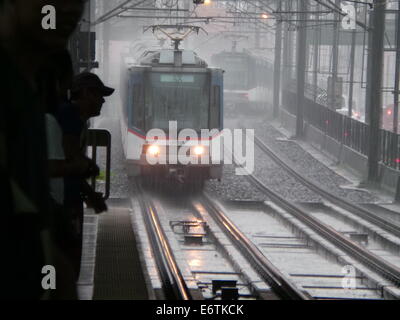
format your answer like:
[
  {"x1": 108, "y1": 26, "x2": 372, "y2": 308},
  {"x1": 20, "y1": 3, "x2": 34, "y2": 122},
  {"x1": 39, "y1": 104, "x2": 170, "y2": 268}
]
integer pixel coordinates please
[
  {"x1": 119, "y1": 45, "x2": 224, "y2": 187},
  {"x1": 210, "y1": 49, "x2": 273, "y2": 113}
]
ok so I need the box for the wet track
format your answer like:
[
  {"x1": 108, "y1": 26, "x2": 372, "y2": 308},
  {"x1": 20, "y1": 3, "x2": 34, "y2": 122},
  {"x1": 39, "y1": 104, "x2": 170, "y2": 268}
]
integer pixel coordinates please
[{"x1": 83, "y1": 113, "x2": 400, "y2": 299}]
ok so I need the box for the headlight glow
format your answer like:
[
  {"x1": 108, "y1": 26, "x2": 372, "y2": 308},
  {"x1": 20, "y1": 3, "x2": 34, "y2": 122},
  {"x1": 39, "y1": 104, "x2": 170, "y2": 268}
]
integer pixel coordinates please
[
  {"x1": 193, "y1": 145, "x2": 205, "y2": 156},
  {"x1": 147, "y1": 145, "x2": 160, "y2": 156}
]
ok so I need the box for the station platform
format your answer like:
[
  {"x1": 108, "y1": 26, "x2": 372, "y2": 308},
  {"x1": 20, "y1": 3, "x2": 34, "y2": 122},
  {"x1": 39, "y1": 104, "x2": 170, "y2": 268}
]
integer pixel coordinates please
[{"x1": 77, "y1": 198, "x2": 150, "y2": 300}]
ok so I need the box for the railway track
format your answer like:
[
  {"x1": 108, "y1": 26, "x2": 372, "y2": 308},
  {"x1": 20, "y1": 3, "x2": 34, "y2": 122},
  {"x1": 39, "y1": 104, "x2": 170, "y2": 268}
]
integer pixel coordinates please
[
  {"x1": 197, "y1": 195, "x2": 310, "y2": 300},
  {"x1": 133, "y1": 178, "x2": 398, "y2": 298},
  {"x1": 136, "y1": 181, "x2": 195, "y2": 300},
  {"x1": 134, "y1": 180, "x2": 310, "y2": 300},
  {"x1": 233, "y1": 134, "x2": 400, "y2": 288},
  {"x1": 253, "y1": 134, "x2": 400, "y2": 238},
  {"x1": 202, "y1": 198, "x2": 389, "y2": 299}
]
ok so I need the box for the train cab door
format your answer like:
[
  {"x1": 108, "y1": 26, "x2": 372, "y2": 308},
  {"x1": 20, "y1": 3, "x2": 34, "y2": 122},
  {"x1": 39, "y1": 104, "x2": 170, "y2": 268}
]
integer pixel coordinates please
[
  {"x1": 127, "y1": 67, "x2": 146, "y2": 162},
  {"x1": 129, "y1": 67, "x2": 146, "y2": 132},
  {"x1": 209, "y1": 69, "x2": 224, "y2": 179},
  {"x1": 210, "y1": 69, "x2": 224, "y2": 130}
]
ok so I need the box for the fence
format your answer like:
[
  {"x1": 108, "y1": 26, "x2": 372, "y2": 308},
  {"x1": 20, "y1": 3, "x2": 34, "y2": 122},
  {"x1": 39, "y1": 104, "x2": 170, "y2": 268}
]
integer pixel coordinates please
[{"x1": 282, "y1": 90, "x2": 400, "y2": 170}]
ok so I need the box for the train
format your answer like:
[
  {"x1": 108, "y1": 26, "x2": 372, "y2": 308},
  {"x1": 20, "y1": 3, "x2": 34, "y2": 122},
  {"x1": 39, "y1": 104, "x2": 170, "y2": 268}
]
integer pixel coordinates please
[
  {"x1": 210, "y1": 48, "x2": 273, "y2": 114},
  {"x1": 119, "y1": 28, "x2": 224, "y2": 189}
]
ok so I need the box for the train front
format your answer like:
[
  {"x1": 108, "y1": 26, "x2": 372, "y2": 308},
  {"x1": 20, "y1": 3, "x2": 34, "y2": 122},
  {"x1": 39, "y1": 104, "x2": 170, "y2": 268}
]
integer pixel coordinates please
[
  {"x1": 124, "y1": 48, "x2": 224, "y2": 188},
  {"x1": 211, "y1": 49, "x2": 272, "y2": 115}
]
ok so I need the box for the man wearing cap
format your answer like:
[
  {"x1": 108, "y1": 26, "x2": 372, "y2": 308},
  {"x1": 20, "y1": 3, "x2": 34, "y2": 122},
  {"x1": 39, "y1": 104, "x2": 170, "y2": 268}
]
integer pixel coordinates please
[
  {"x1": 70, "y1": 72, "x2": 115, "y2": 120},
  {"x1": 56, "y1": 72, "x2": 114, "y2": 275}
]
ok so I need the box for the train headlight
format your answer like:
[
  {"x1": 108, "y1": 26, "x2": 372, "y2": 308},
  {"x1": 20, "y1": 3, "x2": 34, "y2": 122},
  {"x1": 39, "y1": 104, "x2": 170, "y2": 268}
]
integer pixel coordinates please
[
  {"x1": 147, "y1": 145, "x2": 160, "y2": 156},
  {"x1": 193, "y1": 145, "x2": 205, "y2": 156}
]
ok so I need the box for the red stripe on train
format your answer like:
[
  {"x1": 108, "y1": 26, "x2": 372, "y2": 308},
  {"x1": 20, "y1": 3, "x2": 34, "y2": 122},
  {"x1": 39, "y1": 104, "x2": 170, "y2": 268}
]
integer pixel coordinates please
[{"x1": 127, "y1": 128, "x2": 222, "y2": 141}]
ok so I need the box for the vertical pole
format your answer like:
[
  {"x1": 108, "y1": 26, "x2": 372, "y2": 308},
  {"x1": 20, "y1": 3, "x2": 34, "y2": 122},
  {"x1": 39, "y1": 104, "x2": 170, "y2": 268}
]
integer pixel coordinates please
[
  {"x1": 102, "y1": 1, "x2": 110, "y2": 83},
  {"x1": 330, "y1": 0, "x2": 340, "y2": 110},
  {"x1": 281, "y1": 0, "x2": 290, "y2": 110},
  {"x1": 87, "y1": 0, "x2": 92, "y2": 71},
  {"x1": 365, "y1": 10, "x2": 374, "y2": 125},
  {"x1": 273, "y1": 0, "x2": 283, "y2": 119},
  {"x1": 367, "y1": 0, "x2": 386, "y2": 183},
  {"x1": 348, "y1": 5, "x2": 357, "y2": 117},
  {"x1": 296, "y1": 0, "x2": 307, "y2": 138},
  {"x1": 287, "y1": 23, "x2": 293, "y2": 83},
  {"x1": 91, "y1": 134, "x2": 97, "y2": 190},
  {"x1": 393, "y1": 4, "x2": 400, "y2": 134},
  {"x1": 286, "y1": 0, "x2": 294, "y2": 85},
  {"x1": 184, "y1": 0, "x2": 190, "y2": 49},
  {"x1": 395, "y1": 176, "x2": 400, "y2": 201},
  {"x1": 312, "y1": 4, "x2": 320, "y2": 102},
  {"x1": 282, "y1": 0, "x2": 289, "y2": 88}
]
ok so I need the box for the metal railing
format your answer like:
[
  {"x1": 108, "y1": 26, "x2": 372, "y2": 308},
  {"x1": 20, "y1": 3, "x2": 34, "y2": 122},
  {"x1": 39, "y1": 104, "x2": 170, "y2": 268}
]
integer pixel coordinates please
[
  {"x1": 282, "y1": 90, "x2": 400, "y2": 170},
  {"x1": 86, "y1": 129, "x2": 111, "y2": 200}
]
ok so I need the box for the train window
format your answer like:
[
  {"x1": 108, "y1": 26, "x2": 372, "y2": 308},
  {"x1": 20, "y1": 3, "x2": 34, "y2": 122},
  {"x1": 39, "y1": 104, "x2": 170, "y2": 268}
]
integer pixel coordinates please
[
  {"x1": 133, "y1": 84, "x2": 145, "y2": 131},
  {"x1": 210, "y1": 85, "x2": 220, "y2": 129},
  {"x1": 160, "y1": 74, "x2": 195, "y2": 83},
  {"x1": 145, "y1": 72, "x2": 210, "y2": 131}
]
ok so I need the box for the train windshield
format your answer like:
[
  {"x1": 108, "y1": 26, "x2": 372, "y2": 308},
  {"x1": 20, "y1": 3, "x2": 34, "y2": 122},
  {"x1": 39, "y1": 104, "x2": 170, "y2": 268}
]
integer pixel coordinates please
[{"x1": 145, "y1": 72, "x2": 210, "y2": 131}]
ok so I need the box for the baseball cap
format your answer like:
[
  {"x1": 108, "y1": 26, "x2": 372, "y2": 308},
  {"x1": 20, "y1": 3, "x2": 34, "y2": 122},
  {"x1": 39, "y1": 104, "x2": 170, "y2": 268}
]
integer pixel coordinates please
[{"x1": 72, "y1": 72, "x2": 115, "y2": 97}]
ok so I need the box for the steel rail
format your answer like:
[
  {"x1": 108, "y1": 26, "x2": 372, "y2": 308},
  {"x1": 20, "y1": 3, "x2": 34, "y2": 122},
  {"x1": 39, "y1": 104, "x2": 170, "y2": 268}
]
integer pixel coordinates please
[
  {"x1": 235, "y1": 140, "x2": 400, "y2": 286},
  {"x1": 199, "y1": 195, "x2": 310, "y2": 300},
  {"x1": 253, "y1": 134, "x2": 400, "y2": 238},
  {"x1": 136, "y1": 181, "x2": 192, "y2": 300}
]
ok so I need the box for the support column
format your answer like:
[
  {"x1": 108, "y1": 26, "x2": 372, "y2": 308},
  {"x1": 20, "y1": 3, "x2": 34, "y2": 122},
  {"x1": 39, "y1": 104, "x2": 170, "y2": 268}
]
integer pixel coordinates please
[
  {"x1": 329, "y1": 0, "x2": 340, "y2": 110},
  {"x1": 281, "y1": 0, "x2": 290, "y2": 88},
  {"x1": 312, "y1": 4, "x2": 320, "y2": 102},
  {"x1": 367, "y1": 0, "x2": 386, "y2": 183},
  {"x1": 273, "y1": 1, "x2": 283, "y2": 119},
  {"x1": 101, "y1": 1, "x2": 110, "y2": 83},
  {"x1": 393, "y1": 4, "x2": 400, "y2": 134},
  {"x1": 295, "y1": 0, "x2": 307, "y2": 138},
  {"x1": 365, "y1": 11, "x2": 374, "y2": 124},
  {"x1": 348, "y1": 23, "x2": 357, "y2": 117}
]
